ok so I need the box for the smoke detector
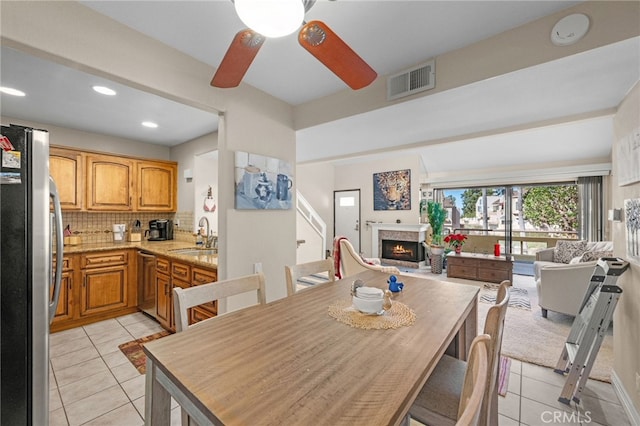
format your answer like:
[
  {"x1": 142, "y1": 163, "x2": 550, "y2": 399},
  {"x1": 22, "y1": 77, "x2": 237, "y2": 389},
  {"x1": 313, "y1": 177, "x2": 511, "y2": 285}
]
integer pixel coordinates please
[{"x1": 551, "y1": 13, "x2": 590, "y2": 46}]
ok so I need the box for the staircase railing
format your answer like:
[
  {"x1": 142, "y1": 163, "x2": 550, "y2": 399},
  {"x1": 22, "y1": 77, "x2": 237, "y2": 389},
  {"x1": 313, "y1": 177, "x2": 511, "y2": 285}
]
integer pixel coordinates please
[{"x1": 296, "y1": 191, "x2": 326, "y2": 258}]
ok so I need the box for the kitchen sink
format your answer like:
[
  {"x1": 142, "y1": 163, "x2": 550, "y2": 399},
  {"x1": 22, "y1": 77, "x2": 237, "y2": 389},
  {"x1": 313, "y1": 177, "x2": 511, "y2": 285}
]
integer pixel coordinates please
[{"x1": 170, "y1": 248, "x2": 218, "y2": 256}]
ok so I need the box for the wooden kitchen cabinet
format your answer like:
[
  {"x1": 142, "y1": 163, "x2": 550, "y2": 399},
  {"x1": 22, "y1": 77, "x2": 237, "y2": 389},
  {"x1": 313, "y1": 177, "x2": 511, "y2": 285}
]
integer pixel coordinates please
[
  {"x1": 80, "y1": 252, "x2": 129, "y2": 317},
  {"x1": 190, "y1": 266, "x2": 218, "y2": 325},
  {"x1": 136, "y1": 161, "x2": 177, "y2": 211},
  {"x1": 51, "y1": 146, "x2": 177, "y2": 212},
  {"x1": 155, "y1": 270, "x2": 172, "y2": 330},
  {"x1": 51, "y1": 255, "x2": 75, "y2": 324},
  {"x1": 49, "y1": 147, "x2": 83, "y2": 210},
  {"x1": 85, "y1": 153, "x2": 135, "y2": 211}
]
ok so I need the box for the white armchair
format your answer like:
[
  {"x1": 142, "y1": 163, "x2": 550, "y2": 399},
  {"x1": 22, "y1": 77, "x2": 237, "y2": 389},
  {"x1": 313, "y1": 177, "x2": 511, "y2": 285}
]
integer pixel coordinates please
[{"x1": 534, "y1": 241, "x2": 613, "y2": 318}]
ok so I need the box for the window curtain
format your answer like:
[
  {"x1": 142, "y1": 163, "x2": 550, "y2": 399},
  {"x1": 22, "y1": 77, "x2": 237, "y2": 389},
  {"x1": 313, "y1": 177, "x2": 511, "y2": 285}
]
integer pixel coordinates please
[{"x1": 578, "y1": 176, "x2": 603, "y2": 241}]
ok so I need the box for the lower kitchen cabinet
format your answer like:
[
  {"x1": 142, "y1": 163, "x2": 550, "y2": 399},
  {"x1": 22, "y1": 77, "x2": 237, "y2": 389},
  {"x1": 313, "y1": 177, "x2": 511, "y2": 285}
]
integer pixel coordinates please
[
  {"x1": 190, "y1": 267, "x2": 218, "y2": 325},
  {"x1": 155, "y1": 270, "x2": 172, "y2": 330},
  {"x1": 80, "y1": 265, "x2": 128, "y2": 316},
  {"x1": 51, "y1": 255, "x2": 75, "y2": 324},
  {"x1": 51, "y1": 249, "x2": 137, "y2": 333}
]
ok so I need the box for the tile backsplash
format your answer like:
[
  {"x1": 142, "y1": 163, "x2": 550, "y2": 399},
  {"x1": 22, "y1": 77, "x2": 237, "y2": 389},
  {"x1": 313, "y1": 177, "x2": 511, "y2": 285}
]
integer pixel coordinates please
[{"x1": 61, "y1": 211, "x2": 196, "y2": 244}]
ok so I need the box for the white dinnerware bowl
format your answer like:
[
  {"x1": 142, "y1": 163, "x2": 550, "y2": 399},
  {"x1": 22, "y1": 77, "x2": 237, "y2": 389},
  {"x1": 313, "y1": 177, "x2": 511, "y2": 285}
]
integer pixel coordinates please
[{"x1": 353, "y1": 295, "x2": 383, "y2": 314}]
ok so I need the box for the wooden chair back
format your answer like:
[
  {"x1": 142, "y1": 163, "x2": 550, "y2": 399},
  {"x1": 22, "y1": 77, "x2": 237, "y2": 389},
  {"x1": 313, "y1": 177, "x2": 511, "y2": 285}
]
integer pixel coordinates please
[
  {"x1": 456, "y1": 334, "x2": 491, "y2": 426},
  {"x1": 480, "y1": 280, "x2": 511, "y2": 426},
  {"x1": 284, "y1": 258, "x2": 335, "y2": 296},
  {"x1": 173, "y1": 272, "x2": 266, "y2": 332}
]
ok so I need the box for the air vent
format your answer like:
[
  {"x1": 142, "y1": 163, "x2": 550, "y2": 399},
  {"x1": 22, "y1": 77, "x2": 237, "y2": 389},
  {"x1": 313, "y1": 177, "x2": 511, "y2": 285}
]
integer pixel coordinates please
[{"x1": 387, "y1": 60, "x2": 435, "y2": 101}]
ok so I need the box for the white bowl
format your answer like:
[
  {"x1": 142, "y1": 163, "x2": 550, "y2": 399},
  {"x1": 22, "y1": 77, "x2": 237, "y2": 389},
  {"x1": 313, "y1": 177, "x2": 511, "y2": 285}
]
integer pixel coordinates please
[{"x1": 353, "y1": 295, "x2": 383, "y2": 314}]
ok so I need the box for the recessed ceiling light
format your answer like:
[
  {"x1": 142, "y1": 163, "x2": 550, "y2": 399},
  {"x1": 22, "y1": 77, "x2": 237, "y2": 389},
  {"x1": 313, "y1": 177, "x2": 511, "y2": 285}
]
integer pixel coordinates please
[
  {"x1": 0, "y1": 86, "x2": 26, "y2": 97},
  {"x1": 92, "y1": 85, "x2": 116, "y2": 96},
  {"x1": 142, "y1": 121, "x2": 158, "y2": 128}
]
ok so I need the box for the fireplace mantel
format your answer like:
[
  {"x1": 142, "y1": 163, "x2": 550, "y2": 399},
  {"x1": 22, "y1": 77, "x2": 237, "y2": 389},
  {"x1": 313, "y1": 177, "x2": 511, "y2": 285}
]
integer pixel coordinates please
[{"x1": 371, "y1": 223, "x2": 430, "y2": 261}]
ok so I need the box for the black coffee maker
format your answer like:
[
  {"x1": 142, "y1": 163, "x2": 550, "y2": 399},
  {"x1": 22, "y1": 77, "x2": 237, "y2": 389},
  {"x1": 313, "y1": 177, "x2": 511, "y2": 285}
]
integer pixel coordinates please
[{"x1": 147, "y1": 219, "x2": 174, "y2": 241}]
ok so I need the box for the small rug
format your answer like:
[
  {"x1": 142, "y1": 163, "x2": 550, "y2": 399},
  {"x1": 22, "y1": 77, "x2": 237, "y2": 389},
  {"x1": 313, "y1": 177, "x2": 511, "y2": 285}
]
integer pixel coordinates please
[
  {"x1": 480, "y1": 284, "x2": 531, "y2": 311},
  {"x1": 118, "y1": 330, "x2": 171, "y2": 374},
  {"x1": 498, "y1": 356, "x2": 511, "y2": 396}
]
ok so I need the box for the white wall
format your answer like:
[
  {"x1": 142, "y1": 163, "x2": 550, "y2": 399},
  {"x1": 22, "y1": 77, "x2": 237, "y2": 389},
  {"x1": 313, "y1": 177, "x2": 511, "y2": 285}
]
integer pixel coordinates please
[
  {"x1": 1, "y1": 116, "x2": 170, "y2": 160},
  {"x1": 296, "y1": 162, "x2": 335, "y2": 253},
  {"x1": 611, "y1": 81, "x2": 640, "y2": 420},
  {"x1": 194, "y1": 151, "x2": 219, "y2": 235},
  {"x1": 328, "y1": 155, "x2": 423, "y2": 257},
  {"x1": 170, "y1": 132, "x2": 218, "y2": 213}
]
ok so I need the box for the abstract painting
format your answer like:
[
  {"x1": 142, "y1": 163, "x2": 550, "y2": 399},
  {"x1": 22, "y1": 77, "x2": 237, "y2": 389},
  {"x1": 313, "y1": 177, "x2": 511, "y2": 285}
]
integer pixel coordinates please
[{"x1": 373, "y1": 169, "x2": 411, "y2": 211}]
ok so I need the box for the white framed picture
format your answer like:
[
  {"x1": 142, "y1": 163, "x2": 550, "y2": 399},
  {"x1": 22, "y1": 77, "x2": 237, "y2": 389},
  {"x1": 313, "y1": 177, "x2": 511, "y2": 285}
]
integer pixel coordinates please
[{"x1": 625, "y1": 198, "x2": 640, "y2": 264}]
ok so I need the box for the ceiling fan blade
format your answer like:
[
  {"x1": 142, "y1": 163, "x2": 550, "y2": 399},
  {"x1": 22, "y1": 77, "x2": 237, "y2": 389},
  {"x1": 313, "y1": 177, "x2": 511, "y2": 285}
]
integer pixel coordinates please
[
  {"x1": 211, "y1": 29, "x2": 265, "y2": 88},
  {"x1": 298, "y1": 20, "x2": 377, "y2": 90}
]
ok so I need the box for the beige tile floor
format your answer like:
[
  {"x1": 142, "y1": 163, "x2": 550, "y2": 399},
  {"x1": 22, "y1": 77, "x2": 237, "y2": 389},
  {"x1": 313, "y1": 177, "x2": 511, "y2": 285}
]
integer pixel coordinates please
[{"x1": 49, "y1": 308, "x2": 630, "y2": 425}]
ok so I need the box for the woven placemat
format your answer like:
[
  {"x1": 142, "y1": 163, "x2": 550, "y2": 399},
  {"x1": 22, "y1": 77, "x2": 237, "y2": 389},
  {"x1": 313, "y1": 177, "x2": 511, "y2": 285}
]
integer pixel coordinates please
[{"x1": 328, "y1": 298, "x2": 416, "y2": 330}]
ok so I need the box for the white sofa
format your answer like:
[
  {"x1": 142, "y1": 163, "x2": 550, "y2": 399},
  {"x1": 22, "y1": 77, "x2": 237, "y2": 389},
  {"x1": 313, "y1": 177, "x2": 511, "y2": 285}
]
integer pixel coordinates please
[{"x1": 534, "y1": 241, "x2": 613, "y2": 318}]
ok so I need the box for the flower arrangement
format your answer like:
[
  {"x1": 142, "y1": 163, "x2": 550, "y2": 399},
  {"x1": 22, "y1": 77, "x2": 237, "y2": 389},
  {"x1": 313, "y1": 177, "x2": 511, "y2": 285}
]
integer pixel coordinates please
[{"x1": 444, "y1": 233, "x2": 468, "y2": 251}]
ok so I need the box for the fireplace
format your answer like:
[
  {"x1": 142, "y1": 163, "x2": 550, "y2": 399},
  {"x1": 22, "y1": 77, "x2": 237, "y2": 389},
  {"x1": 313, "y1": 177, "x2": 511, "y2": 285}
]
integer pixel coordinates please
[{"x1": 381, "y1": 239, "x2": 425, "y2": 263}]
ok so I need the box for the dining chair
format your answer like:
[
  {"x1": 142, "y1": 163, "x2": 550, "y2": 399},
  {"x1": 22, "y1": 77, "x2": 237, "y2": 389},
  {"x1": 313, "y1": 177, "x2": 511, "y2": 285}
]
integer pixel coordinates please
[
  {"x1": 173, "y1": 272, "x2": 266, "y2": 332},
  {"x1": 454, "y1": 334, "x2": 491, "y2": 426},
  {"x1": 284, "y1": 257, "x2": 335, "y2": 296},
  {"x1": 173, "y1": 272, "x2": 266, "y2": 425},
  {"x1": 337, "y1": 238, "x2": 400, "y2": 278},
  {"x1": 409, "y1": 280, "x2": 511, "y2": 426}
]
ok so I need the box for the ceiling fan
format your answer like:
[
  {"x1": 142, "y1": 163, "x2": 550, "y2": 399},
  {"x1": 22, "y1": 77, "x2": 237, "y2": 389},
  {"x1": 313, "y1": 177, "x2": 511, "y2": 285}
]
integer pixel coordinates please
[{"x1": 211, "y1": 0, "x2": 377, "y2": 90}]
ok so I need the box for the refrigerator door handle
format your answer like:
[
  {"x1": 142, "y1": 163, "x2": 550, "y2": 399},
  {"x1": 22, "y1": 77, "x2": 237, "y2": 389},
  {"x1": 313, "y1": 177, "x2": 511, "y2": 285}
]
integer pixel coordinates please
[{"x1": 49, "y1": 176, "x2": 64, "y2": 324}]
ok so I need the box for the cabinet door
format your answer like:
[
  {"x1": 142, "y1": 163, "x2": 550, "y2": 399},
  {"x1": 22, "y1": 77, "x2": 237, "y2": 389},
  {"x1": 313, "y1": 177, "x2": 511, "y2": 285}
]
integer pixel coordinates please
[
  {"x1": 190, "y1": 267, "x2": 218, "y2": 324},
  {"x1": 50, "y1": 270, "x2": 74, "y2": 323},
  {"x1": 86, "y1": 154, "x2": 134, "y2": 211},
  {"x1": 50, "y1": 147, "x2": 83, "y2": 210},
  {"x1": 80, "y1": 265, "x2": 128, "y2": 316},
  {"x1": 156, "y1": 272, "x2": 172, "y2": 330},
  {"x1": 137, "y1": 161, "x2": 177, "y2": 211}
]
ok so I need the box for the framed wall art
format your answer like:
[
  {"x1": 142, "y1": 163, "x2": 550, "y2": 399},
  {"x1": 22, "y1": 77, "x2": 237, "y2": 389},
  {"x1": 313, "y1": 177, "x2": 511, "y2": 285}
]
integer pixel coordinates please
[
  {"x1": 373, "y1": 169, "x2": 411, "y2": 211},
  {"x1": 234, "y1": 151, "x2": 293, "y2": 210},
  {"x1": 617, "y1": 126, "x2": 640, "y2": 186},
  {"x1": 625, "y1": 198, "x2": 640, "y2": 264}
]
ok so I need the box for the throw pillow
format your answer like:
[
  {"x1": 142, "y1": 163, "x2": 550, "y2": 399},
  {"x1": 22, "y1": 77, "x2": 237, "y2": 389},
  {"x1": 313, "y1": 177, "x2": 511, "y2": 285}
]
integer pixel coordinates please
[
  {"x1": 554, "y1": 240, "x2": 587, "y2": 264},
  {"x1": 580, "y1": 250, "x2": 614, "y2": 262}
]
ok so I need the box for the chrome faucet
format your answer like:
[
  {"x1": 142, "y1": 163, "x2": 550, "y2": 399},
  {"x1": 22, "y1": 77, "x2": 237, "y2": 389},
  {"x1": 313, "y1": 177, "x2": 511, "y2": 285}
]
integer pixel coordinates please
[{"x1": 198, "y1": 216, "x2": 215, "y2": 249}]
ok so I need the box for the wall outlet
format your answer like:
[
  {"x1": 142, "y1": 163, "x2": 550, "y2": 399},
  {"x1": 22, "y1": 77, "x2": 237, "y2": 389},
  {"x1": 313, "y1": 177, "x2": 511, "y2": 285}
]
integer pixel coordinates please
[{"x1": 254, "y1": 262, "x2": 262, "y2": 273}]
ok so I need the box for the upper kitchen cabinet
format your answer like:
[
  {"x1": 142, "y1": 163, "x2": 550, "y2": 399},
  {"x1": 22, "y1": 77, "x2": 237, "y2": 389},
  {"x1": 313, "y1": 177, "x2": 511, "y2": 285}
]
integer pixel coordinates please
[
  {"x1": 86, "y1": 153, "x2": 135, "y2": 211},
  {"x1": 136, "y1": 161, "x2": 177, "y2": 212},
  {"x1": 50, "y1": 147, "x2": 83, "y2": 210}
]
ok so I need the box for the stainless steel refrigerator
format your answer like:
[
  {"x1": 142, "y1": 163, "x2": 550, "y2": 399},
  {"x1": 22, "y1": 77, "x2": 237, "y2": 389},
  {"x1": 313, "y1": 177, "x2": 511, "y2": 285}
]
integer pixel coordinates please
[{"x1": 1, "y1": 124, "x2": 63, "y2": 425}]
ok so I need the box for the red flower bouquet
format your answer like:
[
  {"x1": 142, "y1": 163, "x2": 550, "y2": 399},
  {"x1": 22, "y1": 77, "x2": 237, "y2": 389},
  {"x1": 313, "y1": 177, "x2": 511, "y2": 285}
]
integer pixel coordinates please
[{"x1": 444, "y1": 233, "x2": 467, "y2": 250}]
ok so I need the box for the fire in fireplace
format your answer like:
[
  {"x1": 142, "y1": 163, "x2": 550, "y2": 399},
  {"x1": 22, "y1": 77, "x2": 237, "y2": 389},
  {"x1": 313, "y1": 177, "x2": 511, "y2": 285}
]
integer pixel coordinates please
[{"x1": 381, "y1": 239, "x2": 425, "y2": 263}]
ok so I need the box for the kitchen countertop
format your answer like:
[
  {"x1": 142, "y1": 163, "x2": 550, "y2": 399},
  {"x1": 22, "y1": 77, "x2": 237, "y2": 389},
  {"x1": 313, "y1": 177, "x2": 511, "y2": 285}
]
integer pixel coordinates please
[{"x1": 60, "y1": 240, "x2": 218, "y2": 269}]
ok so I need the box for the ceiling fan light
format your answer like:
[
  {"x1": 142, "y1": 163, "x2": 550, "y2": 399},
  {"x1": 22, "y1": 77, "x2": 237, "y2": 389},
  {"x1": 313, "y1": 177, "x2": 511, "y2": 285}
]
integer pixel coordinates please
[{"x1": 234, "y1": 0, "x2": 304, "y2": 38}]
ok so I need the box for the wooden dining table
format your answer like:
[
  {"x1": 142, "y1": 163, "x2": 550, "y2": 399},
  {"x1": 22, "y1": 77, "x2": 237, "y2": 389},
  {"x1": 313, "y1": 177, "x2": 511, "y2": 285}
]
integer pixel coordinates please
[{"x1": 143, "y1": 269, "x2": 479, "y2": 426}]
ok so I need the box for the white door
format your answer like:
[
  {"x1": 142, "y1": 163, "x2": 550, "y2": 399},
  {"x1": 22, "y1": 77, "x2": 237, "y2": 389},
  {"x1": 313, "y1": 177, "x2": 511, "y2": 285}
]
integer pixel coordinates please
[{"x1": 334, "y1": 190, "x2": 361, "y2": 253}]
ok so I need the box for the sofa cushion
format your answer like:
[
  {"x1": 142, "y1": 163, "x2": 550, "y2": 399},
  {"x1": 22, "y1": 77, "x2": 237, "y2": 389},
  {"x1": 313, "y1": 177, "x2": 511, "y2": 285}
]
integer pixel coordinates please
[
  {"x1": 554, "y1": 240, "x2": 587, "y2": 264},
  {"x1": 579, "y1": 250, "x2": 614, "y2": 262}
]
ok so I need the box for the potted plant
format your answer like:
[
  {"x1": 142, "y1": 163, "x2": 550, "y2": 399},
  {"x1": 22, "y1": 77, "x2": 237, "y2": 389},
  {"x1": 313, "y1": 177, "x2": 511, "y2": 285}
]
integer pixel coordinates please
[
  {"x1": 426, "y1": 201, "x2": 447, "y2": 273},
  {"x1": 444, "y1": 232, "x2": 468, "y2": 254}
]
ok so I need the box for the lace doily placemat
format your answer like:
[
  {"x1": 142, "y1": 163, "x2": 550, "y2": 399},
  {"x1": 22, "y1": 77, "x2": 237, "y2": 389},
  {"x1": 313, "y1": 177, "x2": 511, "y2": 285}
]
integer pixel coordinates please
[{"x1": 327, "y1": 298, "x2": 416, "y2": 330}]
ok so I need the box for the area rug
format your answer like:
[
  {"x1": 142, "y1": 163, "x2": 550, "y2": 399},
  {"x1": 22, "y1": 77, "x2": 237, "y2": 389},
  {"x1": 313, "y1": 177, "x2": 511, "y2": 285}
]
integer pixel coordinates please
[
  {"x1": 477, "y1": 284, "x2": 613, "y2": 383},
  {"x1": 118, "y1": 330, "x2": 171, "y2": 374},
  {"x1": 480, "y1": 283, "x2": 531, "y2": 311}
]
